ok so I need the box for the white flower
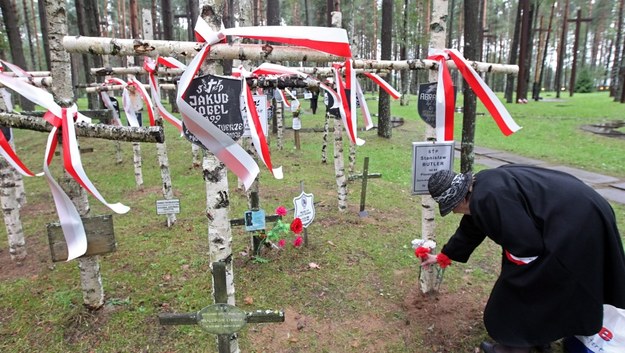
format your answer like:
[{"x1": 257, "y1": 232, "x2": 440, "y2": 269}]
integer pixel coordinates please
[{"x1": 411, "y1": 238, "x2": 437, "y2": 250}]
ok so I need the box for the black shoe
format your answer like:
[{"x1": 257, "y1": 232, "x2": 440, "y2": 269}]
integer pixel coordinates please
[{"x1": 480, "y1": 341, "x2": 531, "y2": 353}]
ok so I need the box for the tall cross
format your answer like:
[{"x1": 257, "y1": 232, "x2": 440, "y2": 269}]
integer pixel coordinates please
[
  {"x1": 567, "y1": 8, "x2": 592, "y2": 97},
  {"x1": 159, "y1": 261, "x2": 284, "y2": 353}
]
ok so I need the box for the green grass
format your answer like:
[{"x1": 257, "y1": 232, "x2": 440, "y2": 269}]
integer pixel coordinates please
[{"x1": 0, "y1": 91, "x2": 624, "y2": 352}]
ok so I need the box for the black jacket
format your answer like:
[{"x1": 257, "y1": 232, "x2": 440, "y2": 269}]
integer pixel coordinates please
[{"x1": 441, "y1": 164, "x2": 625, "y2": 346}]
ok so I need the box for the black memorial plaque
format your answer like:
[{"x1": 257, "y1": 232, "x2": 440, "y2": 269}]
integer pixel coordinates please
[
  {"x1": 417, "y1": 83, "x2": 457, "y2": 128},
  {"x1": 183, "y1": 74, "x2": 244, "y2": 147}
]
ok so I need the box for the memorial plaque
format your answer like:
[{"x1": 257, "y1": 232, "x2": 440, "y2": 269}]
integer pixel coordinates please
[
  {"x1": 417, "y1": 83, "x2": 457, "y2": 128},
  {"x1": 156, "y1": 199, "x2": 181, "y2": 215},
  {"x1": 411, "y1": 141, "x2": 455, "y2": 195},
  {"x1": 293, "y1": 192, "x2": 315, "y2": 228},
  {"x1": 183, "y1": 74, "x2": 244, "y2": 147},
  {"x1": 197, "y1": 304, "x2": 248, "y2": 335},
  {"x1": 241, "y1": 94, "x2": 268, "y2": 137},
  {"x1": 244, "y1": 209, "x2": 266, "y2": 231}
]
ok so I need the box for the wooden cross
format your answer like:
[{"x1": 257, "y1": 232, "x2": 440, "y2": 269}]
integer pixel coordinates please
[
  {"x1": 229, "y1": 191, "x2": 282, "y2": 257},
  {"x1": 159, "y1": 261, "x2": 284, "y2": 353},
  {"x1": 567, "y1": 8, "x2": 592, "y2": 97},
  {"x1": 347, "y1": 157, "x2": 381, "y2": 217}
]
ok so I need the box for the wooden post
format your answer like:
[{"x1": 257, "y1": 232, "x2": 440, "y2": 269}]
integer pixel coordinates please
[
  {"x1": 567, "y1": 8, "x2": 592, "y2": 97},
  {"x1": 142, "y1": 9, "x2": 177, "y2": 227},
  {"x1": 159, "y1": 262, "x2": 284, "y2": 353},
  {"x1": 358, "y1": 157, "x2": 370, "y2": 217},
  {"x1": 420, "y1": 0, "x2": 448, "y2": 295}
]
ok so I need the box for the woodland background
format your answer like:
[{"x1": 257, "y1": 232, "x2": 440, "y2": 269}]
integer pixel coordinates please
[{"x1": 1, "y1": 0, "x2": 625, "y2": 111}]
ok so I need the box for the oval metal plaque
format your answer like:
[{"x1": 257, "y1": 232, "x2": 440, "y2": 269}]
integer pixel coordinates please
[{"x1": 197, "y1": 304, "x2": 247, "y2": 334}]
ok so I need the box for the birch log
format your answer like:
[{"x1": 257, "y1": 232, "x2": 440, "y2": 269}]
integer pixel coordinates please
[
  {"x1": 48, "y1": 0, "x2": 104, "y2": 309},
  {"x1": 199, "y1": 2, "x2": 240, "y2": 352},
  {"x1": 321, "y1": 110, "x2": 329, "y2": 164},
  {"x1": 0, "y1": 157, "x2": 26, "y2": 262},
  {"x1": 0, "y1": 96, "x2": 26, "y2": 262},
  {"x1": 142, "y1": 9, "x2": 176, "y2": 226},
  {"x1": 331, "y1": 12, "x2": 348, "y2": 212},
  {"x1": 419, "y1": 0, "x2": 449, "y2": 295},
  {"x1": 276, "y1": 100, "x2": 283, "y2": 150},
  {"x1": 63, "y1": 36, "x2": 344, "y2": 62},
  {"x1": 0, "y1": 113, "x2": 165, "y2": 143}
]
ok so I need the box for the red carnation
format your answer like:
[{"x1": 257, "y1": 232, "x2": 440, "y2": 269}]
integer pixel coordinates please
[
  {"x1": 293, "y1": 236, "x2": 303, "y2": 247},
  {"x1": 290, "y1": 218, "x2": 303, "y2": 234},
  {"x1": 436, "y1": 253, "x2": 452, "y2": 268},
  {"x1": 414, "y1": 246, "x2": 431, "y2": 260},
  {"x1": 275, "y1": 206, "x2": 287, "y2": 217}
]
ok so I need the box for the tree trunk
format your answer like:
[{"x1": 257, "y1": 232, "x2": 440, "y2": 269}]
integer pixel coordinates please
[
  {"x1": 142, "y1": 9, "x2": 176, "y2": 227},
  {"x1": 0, "y1": 0, "x2": 34, "y2": 110},
  {"x1": 504, "y1": 2, "x2": 521, "y2": 103},
  {"x1": 48, "y1": 0, "x2": 105, "y2": 310},
  {"x1": 461, "y1": 0, "x2": 480, "y2": 173},
  {"x1": 515, "y1": 0, "x2": 531, "y2": 102},
  {"x1": 21, "y1": 0, "x2": 37, "y2": 69},
  {"x1": 377, "y1": 0, "x2": 392, "y2": 138},
  {"x1": 399, "y1": 0, "x2": 409, "y2": 106},
  {"x1": 611, "y1": 0, "x2": 624, "y2": 98},
  {"x1": 0, "y1": 105, "x2": 26, "y2": 262},
  {"x1": 199, "y1": 2, "x2": 240, "y2": 351}
]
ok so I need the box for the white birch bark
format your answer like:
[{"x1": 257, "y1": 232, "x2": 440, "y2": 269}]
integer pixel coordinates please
[
  {"x1": 420, "y1": 0, "x2": 449, "y2": 295},
  {"x1": 115, "y1": 141, "x2": 123, "y2": 163},
  {"x1": 0, "y1": 95, "x2": 26, "y2": 262},
  {"x1": 192, "y1": 143, "x2": 202, "y2": 168},
  {"x1": 331, "y1": 12, "x2": 348, "y2": 212},
  {"x1": 276, "y1": 100, "x2": 283, "y2": 150},
  {"x1": 333, "y1": 116, "x2": 348, "y2": 212},
  {"x1": 132, "y1": 142, "x2": 144, "y2": 187},
  {"x1": 321, "y1": 111, "x2": 329, "y2": 164},
  {"x1": 0, "y1": 158, "x2": 26, "y2": 262},
  {"x1": 199, "y1": 2, "x2": 239, "y2": 351},
  {"x1": 143, "y1": 9, "x2": 176, "y2": 227},
  {"x1": 48, "y1": 0, "x2": 104, "y2": 309},
  {"x1": 348, "y1": 144, "x2": 356, "y2": 175}
]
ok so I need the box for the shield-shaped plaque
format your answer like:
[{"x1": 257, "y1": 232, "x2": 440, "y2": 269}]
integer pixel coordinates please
[
  {"x1": 417, "y1": 83, "x2": 457, "y2": 128},
  {"x1": 182, "y1": 74, "x2": 244, "y2": 148},
  {"x1": 293, "y1": 192, "x2": 315, "y2": 228}
]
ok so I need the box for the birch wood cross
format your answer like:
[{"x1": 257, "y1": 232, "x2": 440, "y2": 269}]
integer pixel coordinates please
[{"x1": 159, "y1": 261, "x2": 284, "y2": 353}]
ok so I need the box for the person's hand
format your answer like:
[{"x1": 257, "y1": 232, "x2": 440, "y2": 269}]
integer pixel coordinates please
[{"x1": 420, "y1": 253, "x2": 438, "y2": 269}]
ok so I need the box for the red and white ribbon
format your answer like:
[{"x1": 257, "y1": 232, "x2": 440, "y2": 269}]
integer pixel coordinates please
[
  {"x1": 332, "y1": 63, "x2": 364, "y2": 146},
  {"x1": 0, "y1": 65, "x2": 129, "y2": 261},
  {"x1": 427, "y1": 50, "x2": 455, "y2": 141},
  {"x1": 127, "y1": 77, "x2": 155, "y2": 126},
  {"x1": 429, "y1": 49, "x2": 521, "y2": 140},
  {"x1": 241, "y1": 74, "x2": 283, "y2": 179},
  {"x1": 143, "y1": 57, "x2": 183, "y2": 133},
  {"x1": 177, "y1": 36, "x2": 260, "y2": 189},
  {"x1": 363, "y1": 72, "x2": 401, "y2": 100},
  {"x1": 505, "y1": 250, "x2": 538, "y2": 265}
]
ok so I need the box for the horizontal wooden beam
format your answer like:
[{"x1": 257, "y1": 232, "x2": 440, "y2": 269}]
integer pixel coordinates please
[
  {"x1": 64, "y1": 36, "x2": 518, "y2": 74},
  {"x1": 0, "y1": 112, "x2": 165, "y2": 143},
  {"x1": 63, "y1": 36, "x2": 344, "y2": 62}
]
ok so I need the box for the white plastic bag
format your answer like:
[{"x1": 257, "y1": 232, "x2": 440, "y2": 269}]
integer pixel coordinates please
[{"x1": 575, "y1": 305, "x2": 625, "y2": 353}]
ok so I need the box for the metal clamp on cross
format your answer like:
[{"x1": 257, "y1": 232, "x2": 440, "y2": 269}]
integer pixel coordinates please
[{"x1": 158, "y1": 262, "x2": 284, "y2": 353}]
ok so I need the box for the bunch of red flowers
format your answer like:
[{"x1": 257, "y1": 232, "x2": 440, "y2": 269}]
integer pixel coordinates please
[
  {"x1": 414, "y1": 246, "x2": 452, "y2": 269},
  {"x1": 268, "y1": 206, "x2": 304, "y2": 248}
]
